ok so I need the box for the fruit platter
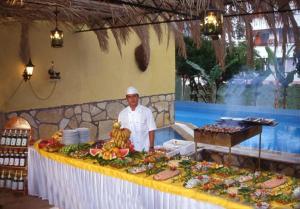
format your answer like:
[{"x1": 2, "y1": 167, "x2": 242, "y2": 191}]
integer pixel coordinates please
[{"x1": 36, "y1": 123, "x2": 300, "y2": 209}]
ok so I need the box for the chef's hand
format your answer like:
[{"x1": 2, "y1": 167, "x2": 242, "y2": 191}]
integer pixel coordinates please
[{"x1": 149, "y1": 146, "x2": 155, "y2": 153}]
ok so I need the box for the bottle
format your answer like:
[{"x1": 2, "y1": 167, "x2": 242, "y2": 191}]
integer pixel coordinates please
[
  {"x1": 3, "y1": 150, "x2": 10, "y2": 166},
  {"x1": 9, "y1": 150, "x2": 15, "y2": 166},
  {"x1": 19, "y1": 152, "x2": 26, "y2": 167},
  {"x1": 11, "y1": 171, "x2": 18, "y2": 190},
  {"x1": 17, "y1": 171, "x2": 24, "y2": 191},
  {"x1": 5, "y1": 129, "x2": 12, "y2": 146},
  {"x1": 0, "y1": 170, "x2": 5, "y2": 188},
  {"x1": 16, "y1": 130, "x2": 22, "y2": 147},
  {"x1": 21, "y1": 130, "x2": 28, "y2": 147},
  {"x1": 1, "y1": 130, "x2": 6, "y2": 145},
  {"x1": 14, "y1": 150, "x2": 20, "y2": 167},
  {"x1": 10, "y1": 130, "x2": 17, "y2": 146},
  {"x1": 0, "y1": 150, "x2": 4, "y2": 165},
  {"x1": 5, "y1": 170, "x2": 12, "y2": 189}
]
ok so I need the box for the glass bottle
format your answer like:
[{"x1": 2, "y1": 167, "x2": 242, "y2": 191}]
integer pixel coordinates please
[
  {"x1": 16, "y1": 130, "x2": 22, "y2": 147},
  {"x1": 5, "y1": 170, "x2": 12, "y2": 189},
  {"x1": 17, "y1": 171, "x2": 24, "y2": 191},
  {"x1": 0, "y1": 170, "x2": 5, "y2": 188},
  {"x1": 21, "y1": 130, "x2": 28, "y2": 147},
  {"x1": 5, "y1": 129, "x2": 12, "y2": 146},
  {"x1": 19, "y1": 152, "x2": 26, "y2": 167},
  {"x1": 0, "y1": 130, "x2": 6, "y2": 145},
  {"x1": 3, "y1": 150, "x2": 10, "y2": 166},
  {"x1": 11, "y1": 171, "x2": 18, "y2": 190},
  {"x1": 10, "y1": 130, "x2": 17, "y2": 146},
  {"x1": 14, "y1": 150, "x2": 20, "y2": 167},
  {"x1": 9, "y1": 150, "x2": 15, "y2": 166},
  {"x1": 0, "y1": 150, "x2": 4, "y2": 165}
]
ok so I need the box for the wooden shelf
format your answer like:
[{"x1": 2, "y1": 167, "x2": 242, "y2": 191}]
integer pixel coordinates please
[
  {"x1": 0, "y1": 145, "x2": 28, "y2": 149},
  {"x1": 0, "y1": 165, "x2": 27, "y2": 170},
  {"x1": 0, "y1": 117, "x2": 31, "y2": 195}
]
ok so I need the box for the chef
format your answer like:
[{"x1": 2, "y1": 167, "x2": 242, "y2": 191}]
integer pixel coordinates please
[{"x1": 118, "y1": 86, "x2": 156, "y2": 152}]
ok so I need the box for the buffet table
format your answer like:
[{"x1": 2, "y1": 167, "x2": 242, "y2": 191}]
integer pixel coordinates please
[{"x1": 28, "y1": 145, "x2": 251, "y2": 209}]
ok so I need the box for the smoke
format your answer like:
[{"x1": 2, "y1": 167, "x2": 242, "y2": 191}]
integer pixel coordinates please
[{"x1": 220, "y1": 70, "x2": 275, "y2": 108}]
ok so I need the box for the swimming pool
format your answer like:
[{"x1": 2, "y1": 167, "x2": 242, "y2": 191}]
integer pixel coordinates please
[
  {"x1": 154, "y1": 127, "x2": 183, "y2": 146},
  {"x1": 175, "y1": 101, "x2": 300, "y2": 154}
]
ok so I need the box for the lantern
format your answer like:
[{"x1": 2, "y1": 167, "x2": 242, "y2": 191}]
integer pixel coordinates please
[
  {"x1": 50, "y1": 7, "x2": 63, "y2": 48},
  {"x1": 202, "y1": 5, "x2": 223, "y2": 40}
]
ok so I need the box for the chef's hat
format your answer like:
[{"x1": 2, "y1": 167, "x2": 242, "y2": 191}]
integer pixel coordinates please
[{"x1": 126, "y1": 86, "x2": 139, "y2": 95}]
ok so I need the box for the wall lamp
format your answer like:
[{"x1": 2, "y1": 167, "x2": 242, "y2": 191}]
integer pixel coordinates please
[
  {"x1": 23, "y1": 58, "x2": 34, "y2": 81},
  {"x1": 48, "y1": 61, "x2": 61, "y2": 80}
]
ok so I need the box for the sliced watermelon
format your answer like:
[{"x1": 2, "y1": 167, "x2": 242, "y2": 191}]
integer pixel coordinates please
[
  {"x1": 118, "y1": 148, "x2": 130, "y2": 158},
  {"x1": 110, "y1": 152, "x2": 117, "y2": 160},
  {"x1": 89, "y1": 148, "x2": 102, "y2": 156}
]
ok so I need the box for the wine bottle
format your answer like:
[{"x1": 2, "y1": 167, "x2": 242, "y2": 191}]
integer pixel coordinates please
[
  {"x1": 21, "y1": 130, "x2": 28, "y2": 147},
  {"x1": 10, "y1": 130, "x2": 17, "y2": 146},
  {"x1": 5, "y1": 170, "x2": 12, "y2": 189},
  {"x1": 16, "y1": 130, "x2": 22, "y2": 147},
  {"x1": 17, "y1": 171, "x2": 24, "y2": 191},
  {"x1": 3, "y1": 150, "x2": 10, "y2": 166},
  {"x1": 9, "y1": 150, "x2": 15, "y2": 166},
  {"x1": 0, "y1": 130, "x2": 6, "y2": 145},
  {"x1": 19, "y1": 152, "x2": 26, "y2": 167},
  {"x1": 11, "y1": 171, "x2": 18, "y2": 190},
  {"x1": 14, "y1": 150, "x2": 20, "y2": 167},
  {"x1": 0, "y1": 150, "x2": 4, "y2": 165},
  {"x1": 5, "y1": 129, "x2": 12, "y2": 146},
  {"x1": 0, "y1": 170, "x2": 5, "y2": 188}
]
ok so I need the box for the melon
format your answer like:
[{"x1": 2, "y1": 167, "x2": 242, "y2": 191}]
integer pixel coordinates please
[
  {"x1": 110, "y1": 152, "x2": 117, "y2": 160},
  {"x1": 89, "y1": 148, "x2": 102, "y2": 157},
  {"x1": 118, "y1": 148, "x2": 130, "y2": 158}
]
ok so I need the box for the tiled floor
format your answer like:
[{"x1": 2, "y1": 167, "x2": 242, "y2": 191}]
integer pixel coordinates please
[{"x1": 0, "y1": 190, "x2": 54, "y2": 209}]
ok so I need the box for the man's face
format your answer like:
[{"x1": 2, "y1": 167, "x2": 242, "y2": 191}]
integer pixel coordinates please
[{"x1": 126, "y1": 94, "x2": 139, "y2": 108}]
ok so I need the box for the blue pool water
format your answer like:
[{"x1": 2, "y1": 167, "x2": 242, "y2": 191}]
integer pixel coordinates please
[
  {"x1": 154, "y1": 127, "x2": 183, "y2": 146},
  {"x1": 175, "y1": 101, "x2": 300, "y2": 154}
]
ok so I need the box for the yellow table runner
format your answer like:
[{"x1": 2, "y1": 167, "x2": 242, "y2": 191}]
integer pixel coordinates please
[{"x1": 34, "y1": 143, "x2": 252, "y2": 209}]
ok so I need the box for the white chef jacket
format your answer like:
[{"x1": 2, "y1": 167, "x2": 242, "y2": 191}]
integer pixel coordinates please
[{"x1": 118, "y1": 104, "x2": 156, "y2": 152}]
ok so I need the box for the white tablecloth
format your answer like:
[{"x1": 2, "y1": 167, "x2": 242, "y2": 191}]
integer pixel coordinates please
[{"x1": 28, "y1": 147, "x2": 224, "y2": 209}]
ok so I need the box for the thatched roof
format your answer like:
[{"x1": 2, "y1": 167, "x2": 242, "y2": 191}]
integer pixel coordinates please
[{"x1": 2, "y1": 0, "x2": 300, "y2": 69}]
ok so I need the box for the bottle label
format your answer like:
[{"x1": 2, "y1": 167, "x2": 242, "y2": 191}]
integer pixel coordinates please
[
  {"x1": 9, "y1": 157, "x2": 14, "y2": 166},
  {"x1": 20, "y1": 159, "x2": 25, "y2": 167},
  {"x1": 18, "y1": 181, "x2": 24, "y2": 190},
  {"x1": 21, "y1": 138, "x2": 27, "y2": 147},
  {"x1": 16, "y1": 138, "x2": 22, "y2": 146},
  {"x1": 6, "y1": 179, "x2": 12, "y2": 189},
  {"x1": 10, "y1": 138, "x2": 17, "y2": 146},
  {"x1": 4, "y1": 157, "x2": 9, "y2": 166},
  {"x1": 0, "y1": 157, "x2": 4, "y2": 165},
  {"x1": 12, "y1": 181, "x2": 18, "y2": 190},
  {"x1": 14, "y1": 158, "x2": 20, "y2": 167},
  {"x1": 5, "y1": 138, "x2": 11, "y2": 146},
  {"x1": 0, "y1": 137, "x2": 5, "y2": 145}
]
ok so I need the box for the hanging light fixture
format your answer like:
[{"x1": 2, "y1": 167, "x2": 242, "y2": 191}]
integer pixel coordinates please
[
  {"x1": 23, "y1": 58, "x2": 35, "y2": 81},
  {"x1": 201, "y1": 4, "x2": 223, "y2": 40},
  {"x1": 50, "y1": 6, "x2": 63, "y2": 48}
]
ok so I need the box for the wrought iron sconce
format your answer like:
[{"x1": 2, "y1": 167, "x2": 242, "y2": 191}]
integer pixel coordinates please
[
  {"x1": 23, "y1": 58, "x2": 35, "y2": 81},
  {"x1": 48, "y1": 61, "x2": 61, "y2": 80}
]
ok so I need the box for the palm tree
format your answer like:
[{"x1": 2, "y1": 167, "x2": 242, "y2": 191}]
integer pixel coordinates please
[{"x1": 265, "y1": 46, "x2": 297, "y2": 108}]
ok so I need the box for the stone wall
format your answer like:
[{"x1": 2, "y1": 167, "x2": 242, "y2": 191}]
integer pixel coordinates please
[
  {"x1": 5, "y1": 93, "x2": 175, "y2": 140},
  {"x1": 200, "y1": 150, "x2": 300, "y2": 178}
]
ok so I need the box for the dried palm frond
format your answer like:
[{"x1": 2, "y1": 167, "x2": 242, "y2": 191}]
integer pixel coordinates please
[{"x1": 2, "y1": 0, "x2": 300, "y2": 70}]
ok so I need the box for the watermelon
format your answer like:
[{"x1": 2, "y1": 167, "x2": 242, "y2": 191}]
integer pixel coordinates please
[
  {"x1": 89, "y1": 148, "x2": 102, "y2": 156},
  {"x1": 118, "y1": 148, "x2": 130, "y2": 158}
]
